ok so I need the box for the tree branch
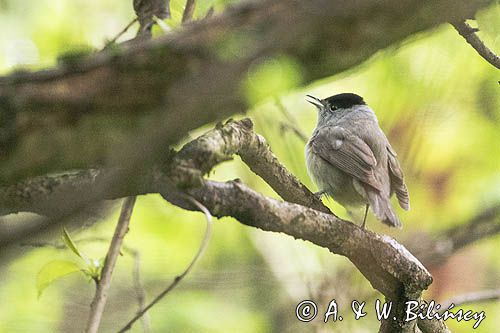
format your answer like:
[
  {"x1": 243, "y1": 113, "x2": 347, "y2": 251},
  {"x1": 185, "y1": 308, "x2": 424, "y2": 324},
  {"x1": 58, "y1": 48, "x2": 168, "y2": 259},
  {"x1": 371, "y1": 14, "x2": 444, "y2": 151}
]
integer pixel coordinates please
[
  {"x1": 407, "y1": 204, "x2": 500, "y2": 267},
  {"x1": 102, "y1": 18, "x2": 139, "y2": 50},
  {"x1": 440, "y1": 289, "x2": 500, "y2": 313},
  {"x1": 182, "y1": 0, "x2": 196, "y2": 24},
  {"x1": 164, "y1": 180, "x2": 432, "y2": 296},
  {"x1": 418, "y1": 316, "x2": 451, "y2": 333},
  {"x1": 451, "y1": 20, "x2": 500, "y2": 69},
  {"x1": 21, "y1": 236, "x2": 151, "y2": 331},
  {"x1": 117, "y1": 195, "x2": 212, "y2": 333},
  {"x1": 0, "y1": 118, "x2": 455, "y2": 331},
  {"x1": 275, "y1": 98, "x2": 308, "y2": 143},
  {"x1": 85, "y1": 196, "x2": 136, "y2": 333},
  {"x1": 161, "y1": 179, "x2": 438, "y2": 332},
  {"x1": 0, "y1": 118, "x2": 326, "y2": 229},
  {"x1": 0, "y1": 0, "x2": 491, "y2": 184},
  {"x1": 417, "y1": 289, "x2": 500, "y2": 332},
  {"x1": 170, "y1": 118, "x2": 329, "y2": 213}
]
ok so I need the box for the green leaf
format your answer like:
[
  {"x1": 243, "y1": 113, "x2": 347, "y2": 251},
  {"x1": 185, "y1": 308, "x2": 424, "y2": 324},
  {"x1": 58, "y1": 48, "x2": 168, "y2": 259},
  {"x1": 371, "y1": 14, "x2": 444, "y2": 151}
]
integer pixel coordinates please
[
  {"x1": 36, "y1": 260, "x2": 81, "y2": 298},
  {"x1": 62, "y1": 228, "x2": 88, "y2": 263}
]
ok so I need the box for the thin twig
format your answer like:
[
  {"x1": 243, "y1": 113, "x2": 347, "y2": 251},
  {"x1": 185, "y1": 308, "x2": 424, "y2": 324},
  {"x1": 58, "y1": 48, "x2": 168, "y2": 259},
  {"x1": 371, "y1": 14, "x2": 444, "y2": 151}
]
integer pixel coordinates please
[
  {"x1": 182, "y1": 0, "x2": 196, "y2": 24},
  {"x1": 23, "y1": 236, "x2": 150, "y2": 332},
  {"x1": 102, "y1": 18, "x2": 138, "y2": 51},
  {"x1": 439, "y1": 289, "x2": 500, "y2": 314},
  {"x1": 117, "y1": 195, "x2": 212, "y2": 333},
  {"x1": 132, "y1": 251, "x2": 150, "y2": 333},
  {"x1": 85, "y1": 196, "x2": 137, "y2": 333},
  {"x1": 408, "y1": 203, "x2": 500, "y2": 267},
  {"x1": 279, "y1": 122, "x2": 308, "y2": 142},
  {"x1": 275, "y1": 97, "x2": 308, "y2": 142},
  {"x1": 451, "y1": 20, "x2": 500, "y2": 70}
]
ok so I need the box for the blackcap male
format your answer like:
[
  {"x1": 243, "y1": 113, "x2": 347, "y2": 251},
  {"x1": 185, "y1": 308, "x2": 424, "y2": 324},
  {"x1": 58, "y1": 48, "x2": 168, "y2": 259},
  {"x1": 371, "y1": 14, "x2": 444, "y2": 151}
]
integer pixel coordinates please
[{"x1": 305, "y1": 93, "x2": 410, "y2": 228}]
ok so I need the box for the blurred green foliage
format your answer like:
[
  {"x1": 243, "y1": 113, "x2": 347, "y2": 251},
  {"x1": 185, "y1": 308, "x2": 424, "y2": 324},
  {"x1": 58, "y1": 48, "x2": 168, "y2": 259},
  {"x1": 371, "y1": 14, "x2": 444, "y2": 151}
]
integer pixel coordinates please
[
  {"x1": 242, "y1": 56, "x2": 303, "y2": 105},
  {"x1": 0, "y1": 1, "x2": 499, "y2": 332}
]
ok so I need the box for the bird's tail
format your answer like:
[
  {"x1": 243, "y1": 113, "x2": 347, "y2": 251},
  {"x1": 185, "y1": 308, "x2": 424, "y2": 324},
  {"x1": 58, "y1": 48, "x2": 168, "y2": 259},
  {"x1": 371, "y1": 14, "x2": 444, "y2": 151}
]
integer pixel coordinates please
[{"x1": 366, "y1": 189, "x2": 402, "y2": 228}]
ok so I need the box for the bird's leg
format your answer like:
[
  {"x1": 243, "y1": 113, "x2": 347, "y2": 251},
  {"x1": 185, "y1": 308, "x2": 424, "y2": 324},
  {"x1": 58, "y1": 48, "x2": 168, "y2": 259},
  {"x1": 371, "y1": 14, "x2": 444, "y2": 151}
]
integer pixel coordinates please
[{"x1": 361, "y1": 204, "x2": 369, "y2": 229}]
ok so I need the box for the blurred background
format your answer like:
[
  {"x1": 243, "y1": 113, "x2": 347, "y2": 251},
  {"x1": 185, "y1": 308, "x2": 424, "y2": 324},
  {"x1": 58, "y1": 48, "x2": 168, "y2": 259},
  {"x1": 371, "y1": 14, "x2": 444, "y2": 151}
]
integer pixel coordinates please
[{"x1": 0, "y1": 0, "x2": 499, "y2": 332}]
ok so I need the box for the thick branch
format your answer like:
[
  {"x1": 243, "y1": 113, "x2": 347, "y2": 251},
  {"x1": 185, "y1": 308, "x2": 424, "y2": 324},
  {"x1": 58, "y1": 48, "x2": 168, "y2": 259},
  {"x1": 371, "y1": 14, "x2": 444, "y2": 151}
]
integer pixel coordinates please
[
  {"x1": 0, "y1": 119, "x2": 326, "y2": 216},
  {"x1": 0, "y1": 119, "x2": 441, "y2": 331},
  {"x1": 451, "y1": 20, "x2": 500, "y2": 69},
  {"x1": 0, "y1": 118, "x2": 330, "y2": 252},
  {"x1": 418, "y1": 317, "x2": 451, "y2": 333},
  {"x1": 0, "y1": 119, "x2": 433, "y2": 299},
  {"x1": 161, "y1": 179, "x2": 433, "y2": 327},
  {"x1": 171, "y1": 119, "x2": 329, "y2": 213},
  {"x1": 0, "y1": 168, "x2": 440, "y2": 331},
  {"x1": 0, "y1": 0, "x2": 491, "y2": 183}
]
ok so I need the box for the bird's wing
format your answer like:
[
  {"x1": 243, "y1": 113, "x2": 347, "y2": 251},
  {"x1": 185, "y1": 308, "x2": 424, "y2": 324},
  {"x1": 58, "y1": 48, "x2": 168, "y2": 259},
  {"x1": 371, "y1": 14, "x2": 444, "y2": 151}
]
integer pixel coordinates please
[
  {"x1": 386, "y1": 144, "x2": 410, "y2": 210},
  {"x1": 310, "y1": 126, "x2": 381, "y2": 191}
]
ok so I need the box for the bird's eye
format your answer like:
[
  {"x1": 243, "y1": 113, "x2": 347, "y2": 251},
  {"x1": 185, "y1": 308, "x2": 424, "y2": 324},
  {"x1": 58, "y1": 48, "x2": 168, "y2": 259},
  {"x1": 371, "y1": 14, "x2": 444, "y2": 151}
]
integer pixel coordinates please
[{"x1": 330, "y1": 105, "x2": 337, "y2": 111}]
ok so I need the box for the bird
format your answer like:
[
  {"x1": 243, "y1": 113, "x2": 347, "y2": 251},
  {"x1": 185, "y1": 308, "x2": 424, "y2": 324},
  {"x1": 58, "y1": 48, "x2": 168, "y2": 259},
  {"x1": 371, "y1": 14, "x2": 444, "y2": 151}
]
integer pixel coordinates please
[{"x1": 305, "y1": 93, "x2": 410, "y2": 228}]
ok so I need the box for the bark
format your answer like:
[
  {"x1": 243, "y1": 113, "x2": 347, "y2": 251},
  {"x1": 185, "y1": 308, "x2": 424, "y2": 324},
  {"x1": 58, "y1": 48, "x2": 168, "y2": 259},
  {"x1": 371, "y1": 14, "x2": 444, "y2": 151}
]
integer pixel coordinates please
[
  {"x1": 0, "y1": 119, "x2": 449, "y2": 332},
  {"x1": 0, "y1": 1, "x2": 495, "y2": 331},
  {"x1": 451, "y1": 20, "x2": 500, "y2": 69},
  {"x1": 0, "y1": 0, "x2": 491, "y2": 183}
]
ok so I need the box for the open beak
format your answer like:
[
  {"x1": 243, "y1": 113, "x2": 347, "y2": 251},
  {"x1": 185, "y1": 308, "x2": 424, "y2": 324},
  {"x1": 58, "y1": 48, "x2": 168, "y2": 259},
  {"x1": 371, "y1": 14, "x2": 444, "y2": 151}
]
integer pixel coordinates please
[{"x1": 306, "y1": 94, "x2": 324, "y2": 108}]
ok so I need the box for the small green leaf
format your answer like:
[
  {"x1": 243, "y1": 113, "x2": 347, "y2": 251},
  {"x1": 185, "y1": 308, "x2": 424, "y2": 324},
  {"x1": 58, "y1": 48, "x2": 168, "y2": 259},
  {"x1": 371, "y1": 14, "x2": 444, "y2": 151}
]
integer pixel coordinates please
[
  {"x1": 62, "y1": 228, "x2": 88, "y2": 263},
  {"x1": 36, "y1": 260, "x2": 81, "y2": 298}
]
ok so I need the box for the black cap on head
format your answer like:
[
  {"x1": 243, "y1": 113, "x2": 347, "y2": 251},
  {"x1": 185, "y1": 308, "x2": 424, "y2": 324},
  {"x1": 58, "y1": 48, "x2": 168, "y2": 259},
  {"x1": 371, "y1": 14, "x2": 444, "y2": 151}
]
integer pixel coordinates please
[{"x1": 324, "y1": 93, "x2": 365, "y2": 109}]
